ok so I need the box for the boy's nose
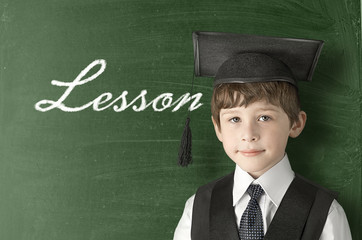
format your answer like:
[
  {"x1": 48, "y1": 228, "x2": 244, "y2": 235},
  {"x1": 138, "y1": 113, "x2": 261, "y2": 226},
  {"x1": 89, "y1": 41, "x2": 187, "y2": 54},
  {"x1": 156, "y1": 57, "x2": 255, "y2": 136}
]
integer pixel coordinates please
[
  {"x1": 241, "y1": 123, "x2": 259, "y2": 142},
  {"x1": 242, "y1": 135, "x2": 258, "y2": 142}
]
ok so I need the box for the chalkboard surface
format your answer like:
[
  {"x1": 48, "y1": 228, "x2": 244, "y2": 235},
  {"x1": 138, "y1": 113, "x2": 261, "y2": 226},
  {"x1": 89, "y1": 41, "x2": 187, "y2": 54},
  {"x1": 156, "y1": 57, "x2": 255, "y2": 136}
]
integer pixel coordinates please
[{"x1": 0, "y1": 0, "x2": 360, "y2": 239}]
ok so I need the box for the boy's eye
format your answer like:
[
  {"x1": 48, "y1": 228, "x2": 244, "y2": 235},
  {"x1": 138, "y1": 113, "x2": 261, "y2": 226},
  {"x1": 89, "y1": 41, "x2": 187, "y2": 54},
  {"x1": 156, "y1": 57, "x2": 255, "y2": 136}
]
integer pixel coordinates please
[
  {"x1": 230, "y1": 117, "x2": 240, "y2": 123},
  {"x1": 258, "y1": 115, "x2": 271, "y2": 121}
]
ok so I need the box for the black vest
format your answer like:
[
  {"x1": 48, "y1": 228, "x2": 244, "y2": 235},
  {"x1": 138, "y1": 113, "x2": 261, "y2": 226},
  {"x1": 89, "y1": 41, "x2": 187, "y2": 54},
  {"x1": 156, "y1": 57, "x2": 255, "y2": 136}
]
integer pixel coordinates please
[{"x1": 191, "y1": 172, "x2": 337, "y2": 240}]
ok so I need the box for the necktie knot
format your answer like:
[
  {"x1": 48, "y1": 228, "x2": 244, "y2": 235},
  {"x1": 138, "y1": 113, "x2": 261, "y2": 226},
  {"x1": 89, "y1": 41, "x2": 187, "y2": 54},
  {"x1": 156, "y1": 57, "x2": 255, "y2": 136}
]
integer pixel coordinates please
[{"x1": 247, "y1": 184, "x2": 264, "y2": 202}]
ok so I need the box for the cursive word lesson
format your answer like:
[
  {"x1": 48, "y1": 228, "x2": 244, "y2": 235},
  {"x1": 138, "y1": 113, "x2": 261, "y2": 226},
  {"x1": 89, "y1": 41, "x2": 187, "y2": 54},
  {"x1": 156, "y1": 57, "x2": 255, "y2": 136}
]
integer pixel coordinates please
[{"x1": 35, "y1": 59, "x2": 203, "y2": 112}]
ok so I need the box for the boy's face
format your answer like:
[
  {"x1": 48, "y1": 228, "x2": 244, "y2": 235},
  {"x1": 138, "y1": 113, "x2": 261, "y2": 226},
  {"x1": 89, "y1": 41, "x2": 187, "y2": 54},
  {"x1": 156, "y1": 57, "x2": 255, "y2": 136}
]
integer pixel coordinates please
[{"x1": 212, "y1": 98, "x2": 306, "y2": 178}]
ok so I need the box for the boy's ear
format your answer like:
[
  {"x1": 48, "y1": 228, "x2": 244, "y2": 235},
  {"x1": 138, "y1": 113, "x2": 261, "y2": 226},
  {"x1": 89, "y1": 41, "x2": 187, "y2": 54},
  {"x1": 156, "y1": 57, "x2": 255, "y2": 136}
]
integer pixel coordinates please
[
  {"x1": 211, "y1": 116, "x2": 223, "y2": 142},
  {"x1": 289, "y1": 111, "x2": 307, "y2": 138}
]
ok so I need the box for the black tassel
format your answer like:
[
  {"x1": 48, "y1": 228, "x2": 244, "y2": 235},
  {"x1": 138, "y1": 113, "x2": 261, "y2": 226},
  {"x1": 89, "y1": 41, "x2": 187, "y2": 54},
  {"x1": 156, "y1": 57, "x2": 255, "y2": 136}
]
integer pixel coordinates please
[{"x1": 178, "y1": 117, "x2": 192, "y2": 167}]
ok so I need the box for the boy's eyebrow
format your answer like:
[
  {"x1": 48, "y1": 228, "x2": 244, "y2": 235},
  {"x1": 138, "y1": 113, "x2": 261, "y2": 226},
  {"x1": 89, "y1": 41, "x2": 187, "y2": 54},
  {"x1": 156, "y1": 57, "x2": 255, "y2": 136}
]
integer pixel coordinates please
[
  {"x1": 220, "y1": 109, "x2": 241, "y2": 116},
  {"x1": 257, "y1": 107, "x2": 280, "y2": 112},
  {"x1": 221, "y1": 106, "x2": 281, "y2": 116}
]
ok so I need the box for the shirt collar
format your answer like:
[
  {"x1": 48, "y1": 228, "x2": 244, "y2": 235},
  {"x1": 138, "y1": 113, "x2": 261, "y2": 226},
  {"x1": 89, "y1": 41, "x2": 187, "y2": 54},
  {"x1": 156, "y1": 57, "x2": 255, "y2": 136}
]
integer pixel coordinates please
[{"x1": 233, "y1": 154, "x2": 295, "y2": 207}]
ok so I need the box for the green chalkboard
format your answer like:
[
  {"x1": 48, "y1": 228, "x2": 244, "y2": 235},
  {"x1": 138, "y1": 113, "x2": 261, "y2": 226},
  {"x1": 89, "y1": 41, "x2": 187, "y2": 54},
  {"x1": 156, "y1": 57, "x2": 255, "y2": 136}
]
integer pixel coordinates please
[{"x1": 0, "y1": 0, "x2": 360, "y2": 239}]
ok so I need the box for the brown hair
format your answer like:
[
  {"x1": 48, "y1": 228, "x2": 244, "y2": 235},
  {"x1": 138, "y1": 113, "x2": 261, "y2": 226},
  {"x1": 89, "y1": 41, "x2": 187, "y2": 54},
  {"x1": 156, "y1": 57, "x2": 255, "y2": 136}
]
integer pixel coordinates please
[{"x1": 211, "y1": 82, "x2": 301, "y2": 128}]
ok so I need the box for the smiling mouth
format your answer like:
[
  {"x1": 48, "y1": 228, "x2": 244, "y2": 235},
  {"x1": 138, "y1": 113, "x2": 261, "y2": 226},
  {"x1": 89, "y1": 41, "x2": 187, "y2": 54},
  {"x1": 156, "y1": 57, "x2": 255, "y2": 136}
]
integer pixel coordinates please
[{"x1": 239, "y1": 149, "x2": 265, "y2": 157}]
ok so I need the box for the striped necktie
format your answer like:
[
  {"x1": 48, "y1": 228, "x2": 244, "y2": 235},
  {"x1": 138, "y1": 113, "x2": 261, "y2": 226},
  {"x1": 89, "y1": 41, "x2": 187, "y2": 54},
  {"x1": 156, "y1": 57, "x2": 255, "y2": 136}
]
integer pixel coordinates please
[{"x1": 239, "y1": 184, "x2": 264, "y2": 240}]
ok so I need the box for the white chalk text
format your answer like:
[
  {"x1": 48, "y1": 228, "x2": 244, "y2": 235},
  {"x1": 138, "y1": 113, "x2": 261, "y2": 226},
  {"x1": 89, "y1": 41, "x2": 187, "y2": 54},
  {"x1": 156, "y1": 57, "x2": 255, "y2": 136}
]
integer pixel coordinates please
[{"x1": 35, "y1": 59, "x2": 203, "y2": 112}]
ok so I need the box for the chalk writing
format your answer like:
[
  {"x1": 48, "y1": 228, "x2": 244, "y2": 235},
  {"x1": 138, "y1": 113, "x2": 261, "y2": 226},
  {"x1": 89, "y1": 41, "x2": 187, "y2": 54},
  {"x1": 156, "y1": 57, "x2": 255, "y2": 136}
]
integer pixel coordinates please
[{"x1": 34, "y1": 59, "x2": 203, "y2": 112}]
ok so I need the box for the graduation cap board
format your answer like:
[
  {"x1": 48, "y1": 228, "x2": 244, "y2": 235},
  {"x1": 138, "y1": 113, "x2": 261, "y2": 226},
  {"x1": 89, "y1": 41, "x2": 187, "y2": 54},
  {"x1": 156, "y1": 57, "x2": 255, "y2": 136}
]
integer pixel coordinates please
[
  {"x1": 193, "y1": 31, "x2": 324, "y2": 87},
  {"x1": 178, "y1": 31, "x2": 324, "y2": 167}
]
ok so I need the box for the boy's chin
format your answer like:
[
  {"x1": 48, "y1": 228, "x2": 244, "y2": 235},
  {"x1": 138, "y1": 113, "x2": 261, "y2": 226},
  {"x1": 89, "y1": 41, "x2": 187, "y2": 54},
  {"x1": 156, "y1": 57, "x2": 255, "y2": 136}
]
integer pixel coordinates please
[{"x1": 235, "y1": 161, "x2": 277, "y2": 178}]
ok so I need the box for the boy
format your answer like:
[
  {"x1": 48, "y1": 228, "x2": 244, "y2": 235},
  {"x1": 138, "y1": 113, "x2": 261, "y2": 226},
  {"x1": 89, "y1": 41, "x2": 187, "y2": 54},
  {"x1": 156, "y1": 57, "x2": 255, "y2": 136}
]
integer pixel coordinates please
[{"x1": 174, "y1": 32, "x2": 352, "y2": 239}]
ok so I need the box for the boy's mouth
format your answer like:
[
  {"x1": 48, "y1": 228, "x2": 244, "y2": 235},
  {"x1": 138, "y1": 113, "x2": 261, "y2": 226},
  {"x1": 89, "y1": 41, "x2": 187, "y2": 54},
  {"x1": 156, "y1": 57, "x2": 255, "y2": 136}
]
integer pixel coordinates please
[{"x1": 239, "y1": 149, "x2": 265, "y2": 157}]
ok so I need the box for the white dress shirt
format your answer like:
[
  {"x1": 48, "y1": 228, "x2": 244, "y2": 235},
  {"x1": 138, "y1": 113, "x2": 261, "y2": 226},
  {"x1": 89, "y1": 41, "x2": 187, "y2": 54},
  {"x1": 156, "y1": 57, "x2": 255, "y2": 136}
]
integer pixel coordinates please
[{"x1": 174, "y1": 154, "x2": 352, "y2": 240}]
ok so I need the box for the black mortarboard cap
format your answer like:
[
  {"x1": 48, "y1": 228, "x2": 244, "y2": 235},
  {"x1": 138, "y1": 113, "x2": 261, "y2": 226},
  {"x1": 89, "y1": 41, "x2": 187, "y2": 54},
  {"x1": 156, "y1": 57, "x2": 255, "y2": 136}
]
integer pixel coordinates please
[
  {"x1": 193, "y1": 31, "x2": 324, "y2": 87},
  {"x1": 178, "y1": 31, "x2": 324, "y2": 167}
]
